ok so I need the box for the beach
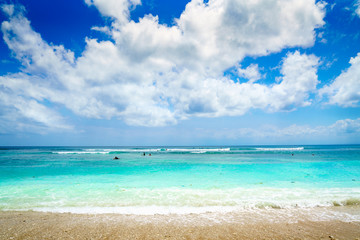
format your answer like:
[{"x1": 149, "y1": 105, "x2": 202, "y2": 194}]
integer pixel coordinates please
[
  {"x1": 1, "y1": 209, "x2": 360, "y2": 240},
  {"x1": 1, "y1": 146, "x2": 360, "y2": 239}
]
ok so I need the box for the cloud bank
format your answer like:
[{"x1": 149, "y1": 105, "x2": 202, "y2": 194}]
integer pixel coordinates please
[
  {"x1": 208, "y1": 118, "x2": 360, "y2": 141},
  {"x1": 0, "y1": 0, "x2": 335, "y2": 131}
]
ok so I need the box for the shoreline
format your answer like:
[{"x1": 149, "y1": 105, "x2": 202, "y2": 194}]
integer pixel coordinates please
[{"x1": 1, "y1": 209, "x2": 360, "y2": 239}]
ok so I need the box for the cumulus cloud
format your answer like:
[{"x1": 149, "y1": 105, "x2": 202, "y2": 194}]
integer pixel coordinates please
[
  {"x1": 164, "y1": 51, "x2": 319, "y2": 118},
  {"x1": 111, "y1": 0, "x2": 325, "y2": 73},
  {"x1": 85, "y1": 0, "x2": 141, "y2": 24},
  {"x1": 269, "y1": 51, "x2": 320, "y2": 111},
  {"x1": 0, "y1": 0, "x2": 325, "y2": 130},
  {"x1": 319, "y1": 53, "x2": 360, "y2": 107}
]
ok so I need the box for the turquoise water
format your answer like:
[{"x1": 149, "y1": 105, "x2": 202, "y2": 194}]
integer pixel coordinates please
[{"x1": 0, "y1": 145, "x2": 360, "y2": 214}]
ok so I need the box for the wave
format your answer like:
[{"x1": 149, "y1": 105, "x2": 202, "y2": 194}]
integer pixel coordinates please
[
  {"x1": 109, "y1": 148, "x2": 163, "y2": 153},
  {"x1": 255, "y1": 147, "x2": 304, "y2": 151},
  {"x1": 54, "y1": 151, "x2": 110, "y2": 154},
  {"x1": 112, "y1": 148, "x2": 231, "y2": 153},
  {"x1": 4, "y1": 198, "x2": 360, "y2": 223},
  {"x1": 1, "y1": 185, "x2": 360, "y2": 223},
  {"x1": 165, "y1": 148, "x2": 231, "y2": 153},
  {"x1": 2, "y1": 186, "x2": 359, "y2": 210},
  {"x1": 52, "y1": 148, "x2": 232, "y2": 154}
]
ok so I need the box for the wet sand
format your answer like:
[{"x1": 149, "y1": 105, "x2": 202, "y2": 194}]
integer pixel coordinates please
[{"x1": 0, "y1": 210, "x2": 360, "y2": 240}]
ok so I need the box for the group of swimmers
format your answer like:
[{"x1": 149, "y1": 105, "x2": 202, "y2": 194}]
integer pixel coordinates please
[{"x1": 113, "y1": 152, "x2": 151, "y2": 160}]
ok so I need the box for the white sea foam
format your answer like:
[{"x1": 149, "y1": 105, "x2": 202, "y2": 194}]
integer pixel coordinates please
[
  {"x1": 69, "y1": 148, "x2": 232, "y2": 153},
  {"x1": 3, "y1": 187, "x2": 359, "y2": 212},
  {"x1": 105, "y1": 148, "x2": 163, "y2": 152},
  {"x1": 25, "y1": 206, "x2": 360, "y2": 223},
  {"x1": 2, "y1": 186, "x2": 360, "y2": 223},
  {"x1": 54, "y1": 151, "x2": 110, "y2": 154},
  {"x1": 255, "y1": 147, "x2": 304, "y2": 151},
  {"x1": 166, "y1": 148, "x2": 231, "y2": 153}
]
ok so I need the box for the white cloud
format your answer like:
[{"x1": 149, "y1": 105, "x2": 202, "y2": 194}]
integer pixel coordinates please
[
  {"x1": 85, "y1": 0, "x2": 141, "y2": 24},
  {"x1": 0, "y1": 82, "x2": 72, "y2": 133},
  {"x1": 319, "y1": 53, "x2": 360, "y2": 107},
  {"x1": 329, "y1": 118, "x2": 360, "y2": 134},
  {"x1": 109, "y1": 0, "x2": 325, "y2": 74},
  {"x1": 209, "y1": 118, "x2": 360, "y2": 140},
  {"x1": 275, "y1": 118, "x2": 360, "y2": 136},
  {"x1": 161, "y1": 51, "x2": 319, "y2": 119},
  {"x1": 236, "y1": 64, "x2": 262, "y2": 83},
  {"x1": 269, "y1": 51, "x2": 320, "y2": 111},
  {"x1": 355, "y1": 0, "x2": 360, "y2": 17},
  {"x1": 0, "y1": 0, "x2": 325, "y2": 130},
  {"x1": 1, "y1": 4, "x2": 15, "y2": 17}
]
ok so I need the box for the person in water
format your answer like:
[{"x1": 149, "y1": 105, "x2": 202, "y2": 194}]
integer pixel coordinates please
[{"x1": 113, "y1": 156, "x2": 119, "y2": 160}]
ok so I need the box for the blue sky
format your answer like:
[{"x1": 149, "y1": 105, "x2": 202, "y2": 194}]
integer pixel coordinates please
[{"x1": 0, "y1": 0, "x2": 359, "y2": 146}]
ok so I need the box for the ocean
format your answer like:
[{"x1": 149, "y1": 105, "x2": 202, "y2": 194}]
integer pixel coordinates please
[{"x1": 0, "y1": 145, "x2": 360, "y2": 221}]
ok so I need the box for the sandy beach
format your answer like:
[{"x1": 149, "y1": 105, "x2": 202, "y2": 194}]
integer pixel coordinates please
[
  {"x1": 1, "y1": 209, "x2": 360, "y2": 240},
  {"x1": 1, "y1": 146, "x2": 360, "y2": 239}
]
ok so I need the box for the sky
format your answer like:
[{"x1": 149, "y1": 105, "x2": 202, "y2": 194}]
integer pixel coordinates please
[{"x1": 0, "y1": 0, "x2": 359, "y2": 146}]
